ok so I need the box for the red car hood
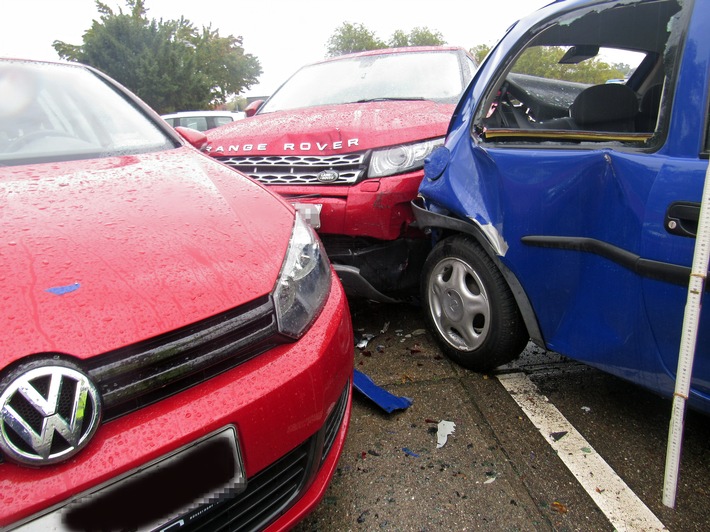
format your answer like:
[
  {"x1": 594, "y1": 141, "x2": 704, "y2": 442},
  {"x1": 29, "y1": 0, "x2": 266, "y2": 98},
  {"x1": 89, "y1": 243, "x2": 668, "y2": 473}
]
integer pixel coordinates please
[
  {"x1": 0, "y1": 147, "x2": 292, "y2": 362},
  {"x1": 205, "y1": 100, "x2": 455, "y2": 156}
]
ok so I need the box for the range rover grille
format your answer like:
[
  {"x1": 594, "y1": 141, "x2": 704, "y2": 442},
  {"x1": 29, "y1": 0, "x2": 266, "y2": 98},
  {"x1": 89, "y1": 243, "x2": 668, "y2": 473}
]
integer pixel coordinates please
[{"x1": 216, "y1": 154, "x2": 367, "y2": 185}]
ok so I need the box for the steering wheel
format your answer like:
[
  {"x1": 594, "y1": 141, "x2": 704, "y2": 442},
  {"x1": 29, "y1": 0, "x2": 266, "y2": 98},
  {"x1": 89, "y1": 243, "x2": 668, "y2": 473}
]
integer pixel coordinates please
[
  {"x1": 488, "y1": 82, "x2": 512, "y2": 128},
  {"x1": 5, "y1": 130, "x2": 78, "y2": 152}
]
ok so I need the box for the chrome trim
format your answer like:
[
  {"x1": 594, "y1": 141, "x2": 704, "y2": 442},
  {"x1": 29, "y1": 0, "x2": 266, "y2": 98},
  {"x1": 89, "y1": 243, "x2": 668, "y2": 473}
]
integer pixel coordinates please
[
  {"x1": 0, "y1": 363, "x2": 102, "y2": 465},
  {"x1": 216, "y1": 154, "x2": 366, "y2": 185}
]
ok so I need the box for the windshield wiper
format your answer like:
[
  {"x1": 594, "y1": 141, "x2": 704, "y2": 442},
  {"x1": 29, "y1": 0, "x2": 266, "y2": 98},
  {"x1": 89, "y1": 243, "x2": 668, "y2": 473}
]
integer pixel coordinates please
[{"x1": 355, "y1": 97, "x2": 426, "y2": 103}]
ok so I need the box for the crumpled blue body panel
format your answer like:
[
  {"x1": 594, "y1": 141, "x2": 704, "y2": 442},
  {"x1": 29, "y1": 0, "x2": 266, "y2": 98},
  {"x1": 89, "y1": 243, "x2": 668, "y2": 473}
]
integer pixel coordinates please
[{"x1": 417, "y1": 0, "x2": 710, "y2": 413}]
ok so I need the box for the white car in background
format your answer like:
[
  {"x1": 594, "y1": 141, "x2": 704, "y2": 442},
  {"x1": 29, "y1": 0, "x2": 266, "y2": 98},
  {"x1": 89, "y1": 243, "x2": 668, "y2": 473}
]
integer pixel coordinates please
[{"x1": 162, "y1": 110, "x2": 246, "y2": 131}]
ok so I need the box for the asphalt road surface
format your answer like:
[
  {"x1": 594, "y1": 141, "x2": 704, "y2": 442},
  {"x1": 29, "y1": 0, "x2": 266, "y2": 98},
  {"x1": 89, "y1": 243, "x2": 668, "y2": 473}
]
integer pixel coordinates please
[{"x1": 295, "y1": 300, "x2": 709, "y2": 531}]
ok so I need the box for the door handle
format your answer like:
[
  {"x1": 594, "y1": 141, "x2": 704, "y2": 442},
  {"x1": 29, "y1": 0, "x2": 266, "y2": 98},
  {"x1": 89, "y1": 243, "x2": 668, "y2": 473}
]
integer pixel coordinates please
[{"x1": 665, "y1": 201, "x2": 700, "y2": 237}]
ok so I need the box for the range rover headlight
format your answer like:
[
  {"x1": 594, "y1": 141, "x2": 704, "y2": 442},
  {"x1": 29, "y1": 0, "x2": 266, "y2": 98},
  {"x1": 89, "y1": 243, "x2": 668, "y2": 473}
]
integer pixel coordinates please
[
  {"x1": 274, "y1": 213, "x2": 331, "y2": 339},
  {"x1": 368, "y1": 138, "x2": 445, "y2": 178}
]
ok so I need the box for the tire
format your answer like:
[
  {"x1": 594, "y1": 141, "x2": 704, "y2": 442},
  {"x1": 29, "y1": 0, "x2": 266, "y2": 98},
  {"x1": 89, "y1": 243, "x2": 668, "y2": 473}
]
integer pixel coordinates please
[{"x1": 421, "y1": 235, "x2": 528, "y2": 371}]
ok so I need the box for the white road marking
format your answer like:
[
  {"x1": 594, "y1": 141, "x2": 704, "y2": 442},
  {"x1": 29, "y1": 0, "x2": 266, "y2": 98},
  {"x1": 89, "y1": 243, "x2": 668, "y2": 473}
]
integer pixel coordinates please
[{"x1": 497, "y1": 372, "x2": 667, "y2": 532}]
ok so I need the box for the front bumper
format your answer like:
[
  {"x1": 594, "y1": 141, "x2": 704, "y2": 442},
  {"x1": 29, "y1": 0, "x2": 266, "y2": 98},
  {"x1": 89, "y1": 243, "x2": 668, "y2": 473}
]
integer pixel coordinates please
[
  {"x1": 274, "y1": 171, "x2": 424, "y2": 241},
  {"x1": 324, "y1": 235, "x2": 430, "y2": 302},
  {"x1": 1, "y1": 277, "x2": 353, "y2": 531},
  {"x1": 276, "y1": 172, "x2": 430, "y2": 301}
]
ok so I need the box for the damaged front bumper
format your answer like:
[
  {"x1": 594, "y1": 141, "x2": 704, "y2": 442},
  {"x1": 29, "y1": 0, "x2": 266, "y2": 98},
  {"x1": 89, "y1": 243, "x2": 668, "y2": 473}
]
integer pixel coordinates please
[{"x1": 323, "y1": 235, "x2": 430, "y2": 303}]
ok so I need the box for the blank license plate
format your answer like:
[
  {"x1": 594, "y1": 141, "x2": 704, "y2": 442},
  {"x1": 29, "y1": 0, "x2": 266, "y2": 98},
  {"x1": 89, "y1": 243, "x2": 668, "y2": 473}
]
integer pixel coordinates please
[
  {"x1": 56, "y1": 426, "x2": 245, "y2": 531},
  {"x1": 292, "y1": 202, "x2": 322, "y2": 229}
]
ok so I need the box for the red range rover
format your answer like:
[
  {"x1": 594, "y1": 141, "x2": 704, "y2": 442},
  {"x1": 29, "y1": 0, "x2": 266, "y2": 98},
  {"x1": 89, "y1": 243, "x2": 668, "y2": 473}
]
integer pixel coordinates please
[
  {"x1": 0, "y1": 58, "x2": 352, "y2": 531},
  {"x1": 205, "y1": 46, "x2": 477, "y2": 302}
]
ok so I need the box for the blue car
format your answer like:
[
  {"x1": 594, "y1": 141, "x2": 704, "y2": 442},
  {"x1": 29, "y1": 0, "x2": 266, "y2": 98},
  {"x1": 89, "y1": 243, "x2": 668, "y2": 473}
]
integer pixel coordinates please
[{"x1": 414, "y1": 0, "x2": 710, "y2": 413}]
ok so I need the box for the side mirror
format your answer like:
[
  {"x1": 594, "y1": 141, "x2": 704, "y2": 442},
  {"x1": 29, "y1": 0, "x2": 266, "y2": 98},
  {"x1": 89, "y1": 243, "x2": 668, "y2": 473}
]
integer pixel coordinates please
[
  {"x1": 174, "y1": 126, "x2": 208, "y2": 150},
  {"x1": 244, "y1": 100, "x2": 264, "y2": 117}
]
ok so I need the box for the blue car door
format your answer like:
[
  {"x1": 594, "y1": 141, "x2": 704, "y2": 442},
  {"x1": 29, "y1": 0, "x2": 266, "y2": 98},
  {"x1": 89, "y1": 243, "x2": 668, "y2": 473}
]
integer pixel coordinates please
[
  {"x1": 418, "y1": 0, "x2": 710, "y2": 409},
  {"x1": 640, "y1": 8, "x2": 710, "y2": 400}
]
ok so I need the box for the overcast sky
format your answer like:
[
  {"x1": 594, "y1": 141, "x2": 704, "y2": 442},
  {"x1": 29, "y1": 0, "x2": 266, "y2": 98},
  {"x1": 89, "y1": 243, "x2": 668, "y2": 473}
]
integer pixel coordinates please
[{"x1": 2, "y1": 0, "x2": 551, "y2": 97}]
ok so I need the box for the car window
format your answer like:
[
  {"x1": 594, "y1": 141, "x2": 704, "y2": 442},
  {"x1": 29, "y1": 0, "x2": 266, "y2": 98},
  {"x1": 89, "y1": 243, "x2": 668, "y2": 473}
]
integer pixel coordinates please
[
  {"x1": 0, "y1": 62, "x2": 175, "y2": 166},
  {"x1": 213, "y1": 116, "x2": 234, "y2": 128},
  {"x1": 260, "y1": 50, "x2": 469, "y2": 113},
  {"x1": 180, "y1": 116, "x2": 208, "y2": 131},
  {"x1": 478, "y1": 0, "x2": 684, "y2": 147}
]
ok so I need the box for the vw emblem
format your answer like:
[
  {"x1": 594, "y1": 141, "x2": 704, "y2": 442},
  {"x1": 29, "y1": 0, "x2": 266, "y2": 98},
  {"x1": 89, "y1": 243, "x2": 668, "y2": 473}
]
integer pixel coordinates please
[
  {"x1": 317, "y1": 169, "x2": 339, "y2": 183},
  {"x1": 0, "y1": 361, "x2": 102, "y2": 465}
]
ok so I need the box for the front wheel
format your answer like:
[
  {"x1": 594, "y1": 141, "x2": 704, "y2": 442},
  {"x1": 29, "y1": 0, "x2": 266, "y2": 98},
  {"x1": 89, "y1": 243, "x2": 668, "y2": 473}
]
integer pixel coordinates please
[{"x1": 422, "y1": 235, "x2": 528, "y2": 371}]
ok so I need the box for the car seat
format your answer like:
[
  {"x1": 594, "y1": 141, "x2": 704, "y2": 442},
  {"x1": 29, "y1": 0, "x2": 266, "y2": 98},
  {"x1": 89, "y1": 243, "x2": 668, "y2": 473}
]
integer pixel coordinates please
[
  {"x1": 635, "y1": 83, "x2": 663, "y2": 132},
  {"x1": 544, "y1": 83, "x2": 639, "y2": 132}
]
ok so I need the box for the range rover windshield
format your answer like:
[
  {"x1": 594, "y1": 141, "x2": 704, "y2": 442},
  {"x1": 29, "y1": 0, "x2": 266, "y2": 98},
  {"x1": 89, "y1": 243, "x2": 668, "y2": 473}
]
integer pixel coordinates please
[
  {"x1": 259, "y1": 50, "x2": 470, "y2": 113},
  {"x1": 0, "y1": 60, "x2": 176, "y2": 166}
]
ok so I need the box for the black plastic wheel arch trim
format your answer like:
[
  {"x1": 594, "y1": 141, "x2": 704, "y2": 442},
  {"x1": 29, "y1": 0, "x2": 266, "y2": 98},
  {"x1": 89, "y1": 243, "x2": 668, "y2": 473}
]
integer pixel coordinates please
[{"x1": 411, "y1": 198, "x2": 544, "y2": 345}]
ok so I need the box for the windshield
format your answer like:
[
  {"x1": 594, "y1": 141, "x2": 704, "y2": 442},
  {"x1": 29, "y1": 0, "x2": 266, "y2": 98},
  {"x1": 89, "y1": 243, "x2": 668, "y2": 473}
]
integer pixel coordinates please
[
  {"x1": 260, "y1": 50, "x2": 470, "y2": 113},
  {"x1": 0, "y1": 61, "x2": 175, "y2": 166}
]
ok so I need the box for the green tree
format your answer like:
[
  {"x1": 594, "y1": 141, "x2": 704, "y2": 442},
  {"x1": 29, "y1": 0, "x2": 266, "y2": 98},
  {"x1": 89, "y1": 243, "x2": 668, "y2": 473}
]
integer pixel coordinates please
[
  {"x1": 326, "y1": 23, "x2": 446, "y2": 57},
  {"x1": 326, "y1": 22, "x2": 386, "y2": 56},
  {"x1": 53, "y1": 0, "x2": 262, "y2": 113},
  {"x1": 224, "y1": 95, "x2": 248, "y2": 112},
  {"x1": 388, "y1": 27, "x2": 446, "y2": 47},
  {"x1": 511, "y1": 46, "x2": 625, "y2": 84},
  {"x1": 388, "y1": 30, "x2": 410, "y2": 48},
  {"x1": 612, "y1": 62, "x2": 633, "y2": 78},
  {"x1": 470, "y1": 44, "x2": 491, "y2": 65}
]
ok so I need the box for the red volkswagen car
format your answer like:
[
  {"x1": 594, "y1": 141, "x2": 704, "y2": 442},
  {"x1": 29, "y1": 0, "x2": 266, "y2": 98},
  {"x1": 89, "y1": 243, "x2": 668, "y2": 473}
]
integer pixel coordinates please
[{"x1": 0, "y1": 59, "x2": 353, "y2": 531}]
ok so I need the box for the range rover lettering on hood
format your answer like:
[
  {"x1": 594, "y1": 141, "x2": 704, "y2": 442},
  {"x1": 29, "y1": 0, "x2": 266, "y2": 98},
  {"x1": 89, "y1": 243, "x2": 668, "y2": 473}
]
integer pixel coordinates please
[{"x1": 206, "y1": 138, "x2": 360, "y2": 154}]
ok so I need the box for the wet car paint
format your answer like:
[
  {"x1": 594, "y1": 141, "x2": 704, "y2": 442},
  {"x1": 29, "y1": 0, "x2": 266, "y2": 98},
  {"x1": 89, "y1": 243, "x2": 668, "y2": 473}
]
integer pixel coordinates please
[
  {"x1": 0, "y1": 276, "x2": 352, "y2": 526},
  {"x1": 206, "y1": 101, "x2": 452, "y2": 157},
  {"x1": 0, "y1": 59, "x2": 354, "y2": 530},
  {"x1": 1, "y1": 148, "x2": 291, "y2": 359}
]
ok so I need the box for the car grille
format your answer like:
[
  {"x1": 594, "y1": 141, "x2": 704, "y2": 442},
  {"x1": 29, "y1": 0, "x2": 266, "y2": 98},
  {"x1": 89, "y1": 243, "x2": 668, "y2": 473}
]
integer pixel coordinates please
[
  {"x1": 215, "y1": 154, "x2": 367, "y2": 185},
  {"x1": 201, "y1": 436, "x2": 315, "y2": 531},
  {"x1": 84, "y1": 295, "x2": 284, "y2": 421},
  {"x1": 322, "y1": 380, "x2": 350, "y2": 463},
  {"x1": 194, "y1": 382, "x2": 350, "y2": 531}
]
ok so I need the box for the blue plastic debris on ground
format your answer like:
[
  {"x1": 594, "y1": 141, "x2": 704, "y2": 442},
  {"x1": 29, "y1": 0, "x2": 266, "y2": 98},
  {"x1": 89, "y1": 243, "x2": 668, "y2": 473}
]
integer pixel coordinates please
[{"x1": 353, "y1": 369, "x2": 413, "y2": 413}]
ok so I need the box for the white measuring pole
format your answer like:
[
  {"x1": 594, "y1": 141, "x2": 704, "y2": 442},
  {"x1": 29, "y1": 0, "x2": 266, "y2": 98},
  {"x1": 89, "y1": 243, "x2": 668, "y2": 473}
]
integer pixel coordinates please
[{"x1": 663, "y1": 159, "x2": 710, "y2": 508}]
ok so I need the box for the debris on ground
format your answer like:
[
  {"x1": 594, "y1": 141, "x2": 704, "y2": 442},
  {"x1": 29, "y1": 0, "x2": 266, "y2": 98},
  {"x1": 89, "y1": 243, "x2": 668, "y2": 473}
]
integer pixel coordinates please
[
  {"x1": 436, "y1": 420, "x2": 456, "y2": 448},
  {"x1": 402, "y1": 447, "x2": 420, "y2": 457},
  {"x1": 356, "y1": 333, "x2": 376, "y2": 349},
  {"x1": 550, "y1": 431, "x2": 568, "y2": 442},
  {"x1": 353, "y1": 369, "x2": 413, "y2": 413},
  {"x1": 551, "y1": 501, "x2": 568, "y2": 514}
]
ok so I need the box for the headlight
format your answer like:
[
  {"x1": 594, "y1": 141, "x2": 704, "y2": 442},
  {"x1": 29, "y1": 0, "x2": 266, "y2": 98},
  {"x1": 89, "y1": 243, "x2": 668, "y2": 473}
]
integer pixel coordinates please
[
  {"x1": 274, "y1": 213, "x2": 331, "y2": 339},
  {"x1": 368, "y1": 138, "x2": 445, "y2": 178}
]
